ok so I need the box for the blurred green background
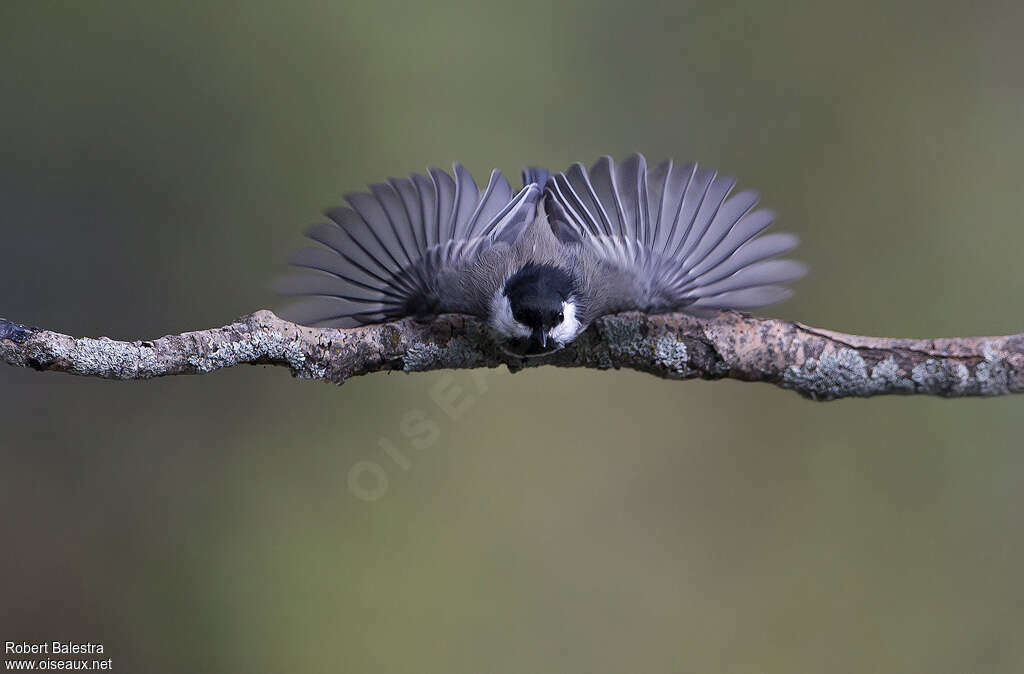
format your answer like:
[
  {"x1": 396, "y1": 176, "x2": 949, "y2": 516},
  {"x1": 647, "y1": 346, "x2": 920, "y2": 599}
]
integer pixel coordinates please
[{"x1": 2, "y1": 1, "x2": 1023, "y2": 672}]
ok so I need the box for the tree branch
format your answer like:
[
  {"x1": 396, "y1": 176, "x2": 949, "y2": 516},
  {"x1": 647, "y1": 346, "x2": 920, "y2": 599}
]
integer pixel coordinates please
[{"x1": 1, "y1": 310, "x2": 1022, "y2": 400}]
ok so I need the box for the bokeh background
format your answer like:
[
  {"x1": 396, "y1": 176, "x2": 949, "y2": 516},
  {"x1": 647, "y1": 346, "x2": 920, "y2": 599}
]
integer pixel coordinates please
[{"x1": 2, "y1": 2, "x2": 1023, "y2": 672}]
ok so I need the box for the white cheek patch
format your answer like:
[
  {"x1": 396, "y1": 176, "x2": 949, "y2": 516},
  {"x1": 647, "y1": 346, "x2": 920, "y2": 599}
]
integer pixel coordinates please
[
  {"x1": 489, "y1": 289, "x2": 531, "y2": 339},
  {"x1": 548, "y1": 300, "x2": 581, "y2": 345}
]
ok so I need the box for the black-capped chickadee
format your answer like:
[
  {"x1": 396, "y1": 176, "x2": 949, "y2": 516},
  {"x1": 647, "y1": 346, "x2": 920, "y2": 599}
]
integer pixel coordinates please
[{"x1": 277, "y1": 154, "x2": 805, "y2": 355}]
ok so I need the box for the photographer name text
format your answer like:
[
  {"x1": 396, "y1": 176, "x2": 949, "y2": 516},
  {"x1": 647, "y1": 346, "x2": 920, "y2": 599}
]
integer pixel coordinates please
[{"x1": 5, "y1": 643, "x2": 104, "y2": 656}]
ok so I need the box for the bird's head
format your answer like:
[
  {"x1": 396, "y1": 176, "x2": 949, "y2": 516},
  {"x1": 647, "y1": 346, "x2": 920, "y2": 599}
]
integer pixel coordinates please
[{"x1": 489, "y1": 263, "x2": 582, "y2": 355}]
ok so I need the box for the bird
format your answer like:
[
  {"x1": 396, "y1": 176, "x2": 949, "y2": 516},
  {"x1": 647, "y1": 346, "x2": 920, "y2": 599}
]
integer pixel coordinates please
[{"x1": 275, "y1": 154, "x2": 806, "y2": 355}]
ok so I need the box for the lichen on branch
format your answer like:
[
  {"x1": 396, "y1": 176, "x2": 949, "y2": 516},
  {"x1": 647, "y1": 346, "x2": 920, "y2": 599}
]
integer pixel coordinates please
[{"x1": 1, "y1": 310, "x2": 1022, "y2": 401}]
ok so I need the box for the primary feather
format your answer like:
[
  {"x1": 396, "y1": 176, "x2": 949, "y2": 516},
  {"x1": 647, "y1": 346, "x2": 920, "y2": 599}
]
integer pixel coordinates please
[
  {"x1": 545, "y1": 154, "x2": 805, "y2": 321},
  {"x1": 277, "y1": 164, "x2": 540, "y2": 327}
]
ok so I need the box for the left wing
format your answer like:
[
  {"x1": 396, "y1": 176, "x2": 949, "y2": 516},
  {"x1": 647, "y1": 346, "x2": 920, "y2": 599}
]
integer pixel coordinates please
[{"x1": 276, "y1": 163, "x2": 540, "y2": 327}]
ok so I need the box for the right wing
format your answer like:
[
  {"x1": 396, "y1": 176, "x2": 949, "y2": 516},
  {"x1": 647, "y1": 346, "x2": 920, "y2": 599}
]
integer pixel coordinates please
[
  {"x1": 277, "y1": 164, "x2": 540, "y2": 327},
  {"x1": 545, "y1": 154, "x2": 806, "y2": 320}
]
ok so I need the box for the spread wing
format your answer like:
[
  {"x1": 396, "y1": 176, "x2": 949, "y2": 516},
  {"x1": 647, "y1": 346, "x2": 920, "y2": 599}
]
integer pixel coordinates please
[
  {"x1": 545, "y1": 154, "x2": 806, "y2": 321},
  {"x1": 277, "y1": 164, "x2": 540, "y2": 327}
]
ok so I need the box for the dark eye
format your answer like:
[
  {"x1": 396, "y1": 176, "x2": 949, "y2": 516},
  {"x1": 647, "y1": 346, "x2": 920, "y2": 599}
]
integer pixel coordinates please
[{"x1": 556, "y1": 312, "x2": 564, "y2": 323}]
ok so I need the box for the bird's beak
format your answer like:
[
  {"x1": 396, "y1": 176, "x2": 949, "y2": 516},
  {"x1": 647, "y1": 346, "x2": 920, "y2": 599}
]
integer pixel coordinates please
[{"x1": 533, "y1": 328, "x2": 547, "y2": 349}]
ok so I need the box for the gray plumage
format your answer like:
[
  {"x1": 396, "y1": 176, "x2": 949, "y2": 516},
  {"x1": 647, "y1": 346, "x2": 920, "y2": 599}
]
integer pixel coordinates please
[
  {"x1": 545, "y1": 155, "x2": 805, "y2": 323},
  {"x1": 277, "y1": 154, "x2": 805, "y2": 352},
  {"x1": 276, "y1": 165, "x2": 541, "y2": 327}
]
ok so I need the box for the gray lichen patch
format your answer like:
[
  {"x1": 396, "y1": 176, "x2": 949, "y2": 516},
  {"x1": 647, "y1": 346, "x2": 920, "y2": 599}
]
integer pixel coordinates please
[
  {"x1": 401, "y1": 342, "x2": 443, "y2": 372},
  {"x1": 281, "y1": 338, "x2": 327, "y2": 380},
  {"x1": 188, "y1": 338, "x2": 248, "y2": 373},
  {"x1": 784, "y1": 344, "x2": 1005, "y2": 400},
  {"x1": 377, "y1": 324, "x2": 404, "y2": 351},
  {"x1": 402, "y1": 337, "x2": 484, "y2": 373},
  {"x1": 782, "y1": 347, "x2": 878, "y2": 400},
  {"x1": 595, "y1": 318, "x2": 645, "y2": 364},
  {"x1": 910, "y1": 358, "x2": 972, "y2": 397},
  {"x1": 592, "y1": 316, "x2": 694, "y2": 375},
  {"x1": 650, "y1": 335, "x2": 690, "y2": 375},
  {"x1": 44, "y1": 336, "x2": 165, "y2": 379},
  {"x1": 869, "y1": 357, "x2": 915, "y2": 394},
  {"x1": 186, "y1": 329, "x2": 327, "y2": 380},
  {"x1": 975, "y1": 341, "x2": 1012, "y2": 396}
]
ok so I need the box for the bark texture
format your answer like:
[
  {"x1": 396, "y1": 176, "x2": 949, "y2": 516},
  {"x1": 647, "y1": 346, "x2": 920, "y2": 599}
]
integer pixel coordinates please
[{"x1": 1, "y1": 310, "x2": 1022, "y2": 401}]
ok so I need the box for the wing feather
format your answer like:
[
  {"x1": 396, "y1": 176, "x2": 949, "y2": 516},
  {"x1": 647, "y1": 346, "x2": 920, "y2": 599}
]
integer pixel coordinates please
[
  {"x1": 450, "y1": 164, "x2": 481, "y2": 241},
  {"x1": 286, "y1": 246, "x2": 402, "y2": 299},
  {"x1": 689, "y1": 285, "x2": 794, "y2": 310},
  {"x1": 675, "y1": 174, "x2": 735, "y2": 263},
  {"x1": 369, "y1": 182, "x2": 419, "y2": 269},
  {"x1": 565, "y1": 163, "x2": 615, "y2": 236},
  {"x1": 278, "y1": 163, "x2": 538, "y2": 327},
  {"x1": 654, "y1": 160, "x2": 696, "y2": 256},
  {"x1": 546, "y1": 154, "x2": 804, "y2": 319},
  {"x1": 345, "y1": 192, "x2": 411, "y2": 274},
  {"x1": 645, "y1": 159, "x2": 671, "y2": 249},
  {"x1": 466, "y1": 170, "x2": 514, "y2": 235},
  {"x1": 428, "y1": 167, "x2": 456, "y2": 245},
  {"x1": 411, "y1": 173, "x2": 439, "y2": 249},
  {"x1": 678, "y1": 232, "x2": 798, "y2": 292},
  {"x1": 681, "y1": 259, "x2": 807, "y2": 297},
  {"x1": 390, "y1": 177, "x2": 427, "y2": 252}
]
